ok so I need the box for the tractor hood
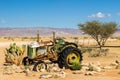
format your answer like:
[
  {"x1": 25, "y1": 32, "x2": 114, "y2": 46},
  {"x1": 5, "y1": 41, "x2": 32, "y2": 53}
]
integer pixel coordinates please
[{"x1": 29, "y1": 42, "x2": 40, "y2": 48}]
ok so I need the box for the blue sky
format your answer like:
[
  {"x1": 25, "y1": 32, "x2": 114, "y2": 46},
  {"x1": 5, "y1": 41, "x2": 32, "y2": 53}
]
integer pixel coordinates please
[{"x1": 0, "y1": 0, "x2": 120, "y2": 29}]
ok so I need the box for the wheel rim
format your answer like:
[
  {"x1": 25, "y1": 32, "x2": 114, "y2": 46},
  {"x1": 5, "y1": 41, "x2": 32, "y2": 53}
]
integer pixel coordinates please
[
  {"x1": 36, "y1": 63, "x2": 46, "y2": 71},
  {"x1": 66, "y1": 51, "x2": 80, "y2": 67}
]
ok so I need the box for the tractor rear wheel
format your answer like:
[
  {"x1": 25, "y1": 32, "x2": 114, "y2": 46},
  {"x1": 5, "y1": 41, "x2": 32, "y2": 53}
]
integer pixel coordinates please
[{"x1": 58, "y1": 47, "x2": 82, "y2": 70}]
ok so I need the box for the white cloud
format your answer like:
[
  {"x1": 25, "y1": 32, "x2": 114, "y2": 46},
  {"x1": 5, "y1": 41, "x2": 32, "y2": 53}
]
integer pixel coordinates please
[
  {"x1": 88, "y1": 14, "x2": 96, "y2": 18},
  {"x1": 0, "y1": 19, "x2": 6, "y2": 23},
  {"x1": 88, "y1": 12, "x2": 111, "y2": 18},
  {"x1": 96, "y1": 12, "x2": 105, "y2": 18}
]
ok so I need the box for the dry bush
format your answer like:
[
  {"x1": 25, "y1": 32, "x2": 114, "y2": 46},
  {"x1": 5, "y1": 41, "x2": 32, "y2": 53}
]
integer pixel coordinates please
[
  {"x1": 81, "y1": 47, "x2": 109, "y2": 57},
  {"x1": 5, "y1": 43, "x2": 26, "y2": 65},
  {"x1": 88, "y1": 48, "x2": 109, "y2": 57}
]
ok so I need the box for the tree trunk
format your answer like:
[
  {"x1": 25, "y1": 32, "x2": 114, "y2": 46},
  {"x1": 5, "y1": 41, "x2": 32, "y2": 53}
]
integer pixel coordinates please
[{"x1": 98, "y1": 46, "x2": 102, "y2": 56}]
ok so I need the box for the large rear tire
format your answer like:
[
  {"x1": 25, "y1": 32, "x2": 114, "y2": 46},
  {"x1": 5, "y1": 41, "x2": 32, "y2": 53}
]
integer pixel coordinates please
[{"x1": 58, "y1": 47, "x2": 82, "y2": 70}]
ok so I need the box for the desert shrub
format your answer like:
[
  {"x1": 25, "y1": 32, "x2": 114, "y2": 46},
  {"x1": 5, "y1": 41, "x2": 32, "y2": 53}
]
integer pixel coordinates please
[
  {"x1": 81, "y1": 47, "x2": 109, "y2": 57},
  {"x1": 80, "y1": 47, "x2": 93, "y2": 55},
  {"x1": 30, "y1": 37, "x2": 37, "y2": 41},
  {"x1": 87, "y1": 48, "x2": 93, "y2": 57},
  {"x1": 7, "y1": 37, "x2": 14, "y2": 41},
  {"x1": 88, "y1": 48, "x2": 109, "y2": 57},
  {"x1": 81, "y1": 48, "x2": 88, "y2": 53},
  {"x1": 5, "y1": 43, "x2": 26, "y2": 65},
  {"x1": 21, "y1": 37, "x2": 24, "y2": 41},
  {"x1": 100, "y1": 48, "x2": 109, "y2": 56}
]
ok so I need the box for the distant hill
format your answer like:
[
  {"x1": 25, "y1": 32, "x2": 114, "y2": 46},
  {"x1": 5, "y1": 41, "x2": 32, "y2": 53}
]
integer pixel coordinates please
[
  {"x1": 0, "y1": 27, "x2": 82, "y2": 37},
  {"x1": 0, "y1": 27, "x2": 119, "y2": 37}
]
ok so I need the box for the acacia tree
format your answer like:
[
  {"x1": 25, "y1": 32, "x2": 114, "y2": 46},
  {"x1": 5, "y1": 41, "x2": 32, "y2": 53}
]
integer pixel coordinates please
[{"x1": 78, "y1": 20, "x2": 117, "y2": 50}]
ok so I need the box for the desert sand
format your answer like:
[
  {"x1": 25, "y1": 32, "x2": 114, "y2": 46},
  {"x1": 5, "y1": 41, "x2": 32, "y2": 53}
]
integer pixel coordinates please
[{"x1": 0, "y1": 38, "x2": 120, "y2": 80}]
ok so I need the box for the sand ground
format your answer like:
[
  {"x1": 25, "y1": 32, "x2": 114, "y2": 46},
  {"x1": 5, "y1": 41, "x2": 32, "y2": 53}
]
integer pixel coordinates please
[{"x1": 0, "y1": 38, "x2": 120, "y2": 80}]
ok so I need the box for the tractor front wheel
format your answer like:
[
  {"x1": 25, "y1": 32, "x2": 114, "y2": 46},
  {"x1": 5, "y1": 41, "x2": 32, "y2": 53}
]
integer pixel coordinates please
[{"x1": 33, "y1": 60, "x2": 47, "y2": 72}]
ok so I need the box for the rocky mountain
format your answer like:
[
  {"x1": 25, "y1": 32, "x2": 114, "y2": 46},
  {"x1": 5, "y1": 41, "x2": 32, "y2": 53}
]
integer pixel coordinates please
[{"x1": 0, "y1": 27, "x2": 82, "y2": 37}]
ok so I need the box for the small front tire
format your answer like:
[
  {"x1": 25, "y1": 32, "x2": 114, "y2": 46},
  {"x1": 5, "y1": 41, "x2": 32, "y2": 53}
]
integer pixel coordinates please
[{"x1": 33, "y1": 60, "x2": 47, "y2": 72}]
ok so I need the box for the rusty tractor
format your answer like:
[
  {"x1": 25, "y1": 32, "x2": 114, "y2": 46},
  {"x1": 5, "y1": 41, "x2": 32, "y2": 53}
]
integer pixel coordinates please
[{"x1": 22, "y1": 32, "x2": 82, "y2": 71}]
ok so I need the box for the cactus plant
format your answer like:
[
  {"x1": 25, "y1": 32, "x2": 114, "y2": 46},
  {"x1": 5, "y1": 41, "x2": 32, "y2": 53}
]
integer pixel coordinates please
[
  {"x1": 70, "y1": 62, "x2": 82, "y2": 70},
  {"x1": 5, "y1": 43, "x2": 26, "y2": 65}
]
